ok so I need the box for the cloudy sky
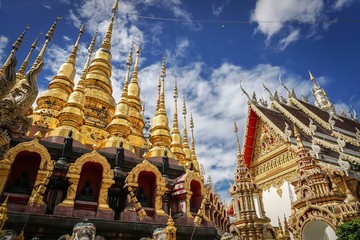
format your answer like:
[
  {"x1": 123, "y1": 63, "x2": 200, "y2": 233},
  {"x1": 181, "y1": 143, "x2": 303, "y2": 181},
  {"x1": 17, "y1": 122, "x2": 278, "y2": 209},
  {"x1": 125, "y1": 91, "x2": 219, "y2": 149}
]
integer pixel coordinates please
[{"x1": 1, "y1": 0, "x2": 360, "y2": 218}]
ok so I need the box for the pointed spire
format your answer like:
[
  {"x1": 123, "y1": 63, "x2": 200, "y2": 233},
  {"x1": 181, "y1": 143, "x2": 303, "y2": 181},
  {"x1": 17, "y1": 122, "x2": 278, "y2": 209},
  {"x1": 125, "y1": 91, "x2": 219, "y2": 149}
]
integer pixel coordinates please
[
  {"x1": 102, "y1": 43, "x2": 134, "y2": 152},
  {"x1": 16, "y1": 33, "x2": 40, "y2": 80},
  {"x1": 308, "y1": 70, "x2": 336, "y2": 115},
  {"x1": 156, "y1": 76, "x2": 161, "y2": 113},
  {"x1": 308, "y1": 70, "x2": 315, "y2": 81},
  {"x1": 46, "y1": 31, "x2": 97, "y2": 143},
  {"x1": 131, "y1": 42, "x2": 140, "y2": 83},
  {"x1": 159, "y1": 56, "x2": 166, "y2": 112},
  {"x1": 147, "y1": 57, "x2": 173, "y2": 158},
  {"x1": 170, "y1": 78, "x2": 185, "y2": 163},
  {"x1": 127, "y1": 42, "x2": 147, "y2": 148},
  {"x1": 233, "y1": 118, "x2": 241, "y2": 155},
  {"x1": 190, "y1": 110, "x2": 199, "y2": 172},
  {"x1": 0, "y1": 26, "x2": 29, "y2": 77},
  {"x1": 67, "y1": 22, "x2": 85, "y2": 64},
  {"x1": 101, "y1": 0, "x2": 118, "y2": 50},
  {"x1": 32, "y1": 16, "x2": 61, "y2": 70},
  {"x1": 182, "y1": 95, "x2": 192, "y2": 164}
]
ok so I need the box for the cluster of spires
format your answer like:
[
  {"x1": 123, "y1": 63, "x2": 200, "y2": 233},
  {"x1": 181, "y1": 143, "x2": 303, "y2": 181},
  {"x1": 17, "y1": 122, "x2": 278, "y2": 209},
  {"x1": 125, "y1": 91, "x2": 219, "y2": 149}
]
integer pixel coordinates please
[
  {"x1": 0, "y1": 0, "x2": 200, "y2": 170},
  {"x1": 240, "y1": 71, "x2": 358, "y2": 121},
  {"x1": 0, "y1": 16, "x2": 61, "y2": 101}
]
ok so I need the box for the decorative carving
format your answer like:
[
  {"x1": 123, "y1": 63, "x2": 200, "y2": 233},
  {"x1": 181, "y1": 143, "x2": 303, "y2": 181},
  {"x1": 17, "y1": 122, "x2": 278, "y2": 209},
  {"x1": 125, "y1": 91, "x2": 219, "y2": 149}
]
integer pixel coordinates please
[
  {"x1": 0, "y1": 56, "x2": 17, "y2": 100},
  {"x1": 60, "y1": 150, "x2": 114, "y2": 209},
  {"x1": 1, "y1": 61, "x2": 44, "y2": 116},
  {"x1": 125, "y1": 159, "x2": 167, "y2": 216},
  {"x1": 0, "y1": 137, "x2": 52, "y2": 193}
]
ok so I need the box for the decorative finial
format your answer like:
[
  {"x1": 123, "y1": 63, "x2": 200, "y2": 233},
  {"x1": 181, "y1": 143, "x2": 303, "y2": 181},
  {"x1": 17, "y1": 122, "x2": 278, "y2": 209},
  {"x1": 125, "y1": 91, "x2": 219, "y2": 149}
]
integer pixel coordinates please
[
  {"x1": 13, "y1": 25, "x2": 30, "y2": 51},
  {"x1": 67, "y1": 22, "x2": 86, "y2": 64},
  {"x1": 17, "y1": 33, "x2": 41, "y2": 78},
  {"x1": 239, "y1": 80, "x2": 252, "y2": 104},
  {"x1": 88, "y1": 29, "x2": 98, "y2": 53},
  {"x1": 0, "y1": 26, "x2": 30, "y2": 73},
  {"x1": 127, "y1": 42, "x2": 134, "y2": 67},
  {"x1": 101, "y1": 0, "x2": 118, "y2": 50},
  {"x1": 293, "y1": 126, "x2": 304, "y2": 149},
  {"x1": 308, "y1": 70, "x2": 315, "y2": 81},
  {"x1": 34, "y1": 131, "x2": 43, "y2": 140},
  {"x1": 92, "y1": 143, "x2": 98, "y2": 151},
  {"x1": 233, "y1": 117, "x2": 241, "y2": 155},
  {"x1": 46, "y1": 16, "x2": 61, "y2": 41},
  {"x1": 161, "y1": 56, "x2": 166, "y2": 78}
]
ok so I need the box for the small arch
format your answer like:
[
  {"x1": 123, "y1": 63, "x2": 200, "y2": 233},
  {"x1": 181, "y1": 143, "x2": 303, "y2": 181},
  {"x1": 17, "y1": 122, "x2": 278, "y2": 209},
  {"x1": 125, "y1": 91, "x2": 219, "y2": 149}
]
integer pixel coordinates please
[
  {"x1": 76, "y1": 162, "x2": 103, "y2": 202},
  {"x1": 190, "y1": 180, "x2": 202, "y2": 213},
  {"x1": 137, "y1": 171, "x2": 156, "y2": 209},
  {"x1": 4, "y1": 151, "x2": 41, "y2": 195}
]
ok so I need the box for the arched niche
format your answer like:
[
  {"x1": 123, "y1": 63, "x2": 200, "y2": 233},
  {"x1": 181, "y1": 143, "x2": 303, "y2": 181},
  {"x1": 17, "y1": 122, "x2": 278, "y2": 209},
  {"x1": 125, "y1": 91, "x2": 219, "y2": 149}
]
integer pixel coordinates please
[
  {"x1": 125, "y1": 159, "x2": 167, "y2": 216},
  {"x1": 190, "y1": 180, "x2": 202, "y2": 213},
  {"x1": 0, "y1": 138, "x2": 52, "y2": 205},
  {"x1": 60, "y1": 150, "x2": 114, "y2": 211},
  {"x1": 183, "y1": 172, "x2": 205, "y2": 217},
  {"x1": 76, "y1": 162, "x2": 103, "y2": 202},
  {"x1": 137, "y1": 171, "x2": 156, "y2": 209}
]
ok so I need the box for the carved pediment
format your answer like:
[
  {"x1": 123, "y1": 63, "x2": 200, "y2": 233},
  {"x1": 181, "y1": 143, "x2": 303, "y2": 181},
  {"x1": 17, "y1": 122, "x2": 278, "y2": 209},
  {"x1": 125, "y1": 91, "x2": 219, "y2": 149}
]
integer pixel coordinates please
[{"x1": 253, "y1": 120, "x2": 286, "y2": 159}]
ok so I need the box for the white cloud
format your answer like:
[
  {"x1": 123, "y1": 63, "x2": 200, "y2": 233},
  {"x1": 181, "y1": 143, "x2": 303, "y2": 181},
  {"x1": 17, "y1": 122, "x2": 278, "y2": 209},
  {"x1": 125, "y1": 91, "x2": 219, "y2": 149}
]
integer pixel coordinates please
[
  {"x1": 63, "y1": 35, "x2": 71, "y2": 42},
  {"x1": 212, "y1": 0, "x2": 231, "y2": 16},
  {"x1": 279, "y1": 29, "x2": 300, "y2": 50},
  {"x1": 333, "y1": 0, "x2": 353, "y2": 10},
  {"x1": 0, "y1": 35, "x2": 9, "y2": 64},
  {"x1": 251, "y1": 0, "x2": 323, "y2": 38}
]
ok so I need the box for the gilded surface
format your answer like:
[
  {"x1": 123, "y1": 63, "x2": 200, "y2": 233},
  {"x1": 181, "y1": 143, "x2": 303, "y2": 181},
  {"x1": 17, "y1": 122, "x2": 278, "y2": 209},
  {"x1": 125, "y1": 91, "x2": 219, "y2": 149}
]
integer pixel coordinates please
[
  {"x1": 60, "y1": 150, "x2": 114, "y2": 209},
  {"x1": 125, "y1": 159, "x2": 167, "y2": 216}
]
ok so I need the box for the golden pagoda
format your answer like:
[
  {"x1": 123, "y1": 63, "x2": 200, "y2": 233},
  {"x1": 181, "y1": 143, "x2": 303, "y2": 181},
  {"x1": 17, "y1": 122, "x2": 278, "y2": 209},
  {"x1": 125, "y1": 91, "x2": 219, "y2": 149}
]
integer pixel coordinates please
[
  {"x1": 147, "y1": 57, "x2": 174, "y2": 158},
  {"x1": 127, "y1": 43, "x2": 147, "y2": 148},
  {"x1": 81, "y1": 0, "x2": 119, "y2": 146},
  {"x1": 30, "y1": 22, "x2": 84, "y2": 132},
  {"x1": 45, "y1": 31, "x2": 98, "y2": 144},
  {"x1": 99, "y1": 44, "x2": 135, "y2": 152}
]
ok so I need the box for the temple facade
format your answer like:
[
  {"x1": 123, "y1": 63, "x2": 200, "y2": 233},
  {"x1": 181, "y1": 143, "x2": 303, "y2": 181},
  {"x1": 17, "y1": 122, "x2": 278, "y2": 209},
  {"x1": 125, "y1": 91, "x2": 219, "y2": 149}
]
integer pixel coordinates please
[{"x1": 0, "y1": 0, "x2": 360, "y2": 240}]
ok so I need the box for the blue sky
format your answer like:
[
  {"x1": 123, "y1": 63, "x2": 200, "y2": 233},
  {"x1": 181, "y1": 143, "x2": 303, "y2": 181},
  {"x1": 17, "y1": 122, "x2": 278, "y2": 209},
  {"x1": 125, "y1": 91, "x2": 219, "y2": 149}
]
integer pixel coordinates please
[{"x1": 1, "y1": 0, "x2": 360, "y2": 205}]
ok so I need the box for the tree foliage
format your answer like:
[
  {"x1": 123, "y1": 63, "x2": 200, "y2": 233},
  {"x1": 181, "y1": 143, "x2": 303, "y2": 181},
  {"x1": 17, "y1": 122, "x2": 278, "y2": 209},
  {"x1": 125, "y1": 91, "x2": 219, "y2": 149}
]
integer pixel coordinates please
[{"x1": 336, "y1": 219, "x2": 360, "y2": 240}]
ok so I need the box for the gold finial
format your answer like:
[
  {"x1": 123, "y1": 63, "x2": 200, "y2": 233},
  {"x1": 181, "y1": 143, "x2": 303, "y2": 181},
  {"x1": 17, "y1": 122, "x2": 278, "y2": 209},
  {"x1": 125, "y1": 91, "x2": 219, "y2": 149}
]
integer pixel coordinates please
[
  {"x1": 182, "y1": 94, "x2": 191, "y2": 162},
  {"x1": 17, "y1": 33, "x2": 41, "y2": 79},
  {"x1": 92, "y1": 143, "x2": 98, "y2": 151},
  {"x1": 67, "y1": 22, "x2": 85, "y2": 64},
  {"x1": 46, "y1": 16, "x2": 61, "y2": 41},
  {"x1": 77, "y1": 30, "x2": 97, "y2": 89},
  {"x1": 101, "y1": 0, "x2": 118, "y2": 50},
  {"x1": 1, "y1": 26, "x2": 29, "y2": 73},
  {"x1": 131, "y1": 42, "x2": 141, "y2": 83},
  {"x1": 293, "y1": 126, "x2": 304, "y2": 149},
  {"x1": 34, "y1": 131, "x2": 43, "y2": 140},
  {"x1": 13, "y1": 25, "x2": 30, "y2": 51},
  {"x1": 189, "y1": 110, "x2": 198, "y2": 171},
  {"x1": 308, "y1": 70, "x2": 315, "y2": 81},
  {"x1": 122, "y1": 43, "x2": 133, "y2": 94},
  {"x1": 170, "y1": 77, "x2": 185, "y2": 163},
  {"x1": 161, "y1": 56, "x2": 166, "y2": 78},
  {"x1": 156, "y1": 76, "x2": 161, "y2": 113},
  {"x1": 32, "y1": 16, "x2": 61, "y2": 69},
  {"x1": 159, "y1": 58, "x2": 166, "y2": 112}
]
